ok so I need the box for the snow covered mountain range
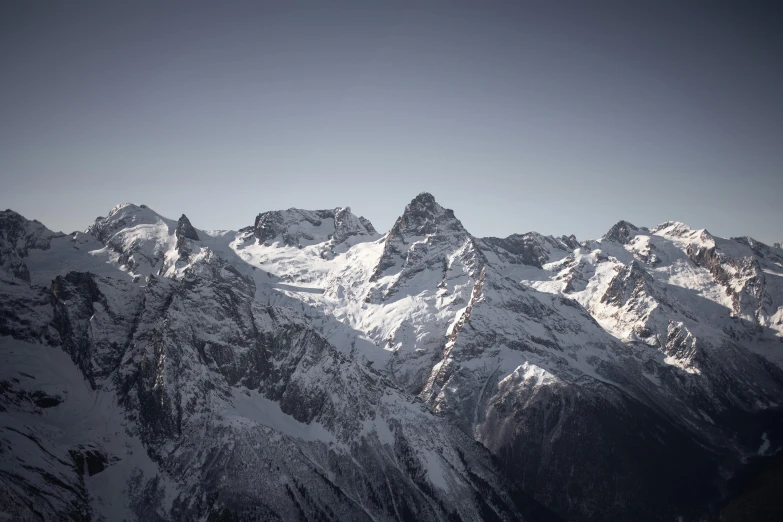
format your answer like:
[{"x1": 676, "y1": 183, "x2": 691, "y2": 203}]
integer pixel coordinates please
[{"x1": 1, "y1": 193, "x2": 782, "y2": 521}]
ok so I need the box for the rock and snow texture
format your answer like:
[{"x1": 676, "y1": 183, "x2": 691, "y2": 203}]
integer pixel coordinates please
[
  {"x1": 250, "y1": 206, "x2": 378, "y2": 253},
  {"x1": 0, "y1": 202, "x2": 533, "y2": 522},
  {"x1": 1, "y1": 193, "x2": 782, "y2": 522},
  {"x1": 0, "y1": 210, "x2": 62, "y2": 282}
]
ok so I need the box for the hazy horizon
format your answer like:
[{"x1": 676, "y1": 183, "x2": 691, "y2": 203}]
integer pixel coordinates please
[{"x1": 2, "y1": 2, "x2": 781, "y2": 243}]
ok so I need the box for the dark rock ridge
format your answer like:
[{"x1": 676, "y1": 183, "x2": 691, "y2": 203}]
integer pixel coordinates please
[
  {"x1": 0, "y1": 209, "x2": 60, "y2": 281},
  {"x1": 359, "y1": 215, "x2": 377, "y2": 235},
  {"x1": 175, "y1": 214, "x2": 199, "y2": 242},
  {"x1": 252, "y1": 206, "x2": 377, "y2": 248},
  {"x1": 602, "y1": 220, "x2": 642, "y2": 244},
  {"x1": 480, "y1": 233, "x2": 578, "y2": 269},
  {"x1": 175, "y1": 213, "x2": 199, "y2": 257},
  {"x1": 600, "y1": 260, "x2": 655, "y2": 307}
]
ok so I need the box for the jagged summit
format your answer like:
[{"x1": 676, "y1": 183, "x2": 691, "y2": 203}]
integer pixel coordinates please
[
  {"x1": 250, "y1": 207, "x2": 377, "y2": 248},
  {"x1": 600, "y1": 259, "x2": 655, "y2": 307},
  {"x1": 370, "y1": 192, "x2": 487, "y2": 297},
  {"x1": 602, "y1": 220, "x2": 641, "y2": 244},
  {"x1": 387, "y1": 192, "x2": 463, "y2": 239},
  {"x1": 3, "y1": 209, "x2": 28, "y2": 220},
  {"x1": 358, "y1": 216, "x2": 376, "y2": 235},
  {"x1": 0, "y1": 209, "x2": 60, "y2": 282},
  {"x1": 479, "y1": 232, "x2": 578, "y2": 269},
  {"x1": 409, "y1": 191, "x2": 439, "y2": 209},
  {"x1": 561, "y1": 233, "x2": 580, "y2": 249},
  {"x1": 0, "y1": 209, "x2": 50, "y2": 232},
  {"x1": 176, "y1": 214, "x2": 200, "y2": 242},
  {"x1": 174, "y1": 214, "x2": 200, "y2": 260}
]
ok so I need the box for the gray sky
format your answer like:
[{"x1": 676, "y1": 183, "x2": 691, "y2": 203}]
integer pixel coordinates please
[{"x1": 1, "y1": 1, "x2": 781, "y2": 243}]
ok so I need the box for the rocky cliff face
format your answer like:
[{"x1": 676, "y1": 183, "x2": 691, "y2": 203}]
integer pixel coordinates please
[
  {"x1": 0, "y1": 210, "x2": 61, "y2": 282},
  {"x1": 251, "y1": 207, "x2": 378, "y2": 253},
  {"x1": 0, "y1": 205, "x2": 539, "y2": 522},
  {"x1": 2, "y1": 195, "x2": 782, "y2": 521}
]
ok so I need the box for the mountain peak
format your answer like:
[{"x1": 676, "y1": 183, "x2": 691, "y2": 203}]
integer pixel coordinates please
[
  {"x1": 106, "y1": 202, "x2": 152, "y2": 218},
  {"x1": 603, "y1": 220, "x2": 640, "y2": 244},
  {"x1": 88, "y1": 203, "x2": 170, "y2": 243},
  {"x1": 358, "y1": 216, "x2": 376, "y2": 235},
  {"x1": 251, "y1": 207, "x2": 377, "y2": 248},
  {"x1": 411, "y1": 191, "x2": 438, "y2": 207},
  {"x1": 0, "y1": 209, "x2": 59, "y2": 282},
  {"x1": 651, "y1": 221, "x2": 714, "y2": 244},
  {"x1": 175, "y1": 214, "x2": 200, "y2": 258},
  {"x1": 390, "y1": 192, "x2": 461, "y2": 239},
  {"x1": 405, "y1": 192, "x2": 453, "y2": 218},
  {"x1": 651, "y1": 220, "x2": 692, "y2": 234},
  {"x1": 176, "y1": 214, "x2": 200, "y2": 242},
  {"x1": 561, "y1": 233, "x2": 580, "y2": 249},
  {"x1": 371, "y1": 193, "x2": 481, "y2": 285}
]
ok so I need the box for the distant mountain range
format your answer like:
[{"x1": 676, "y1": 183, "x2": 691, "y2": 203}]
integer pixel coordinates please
[{"x1": 2, "y1": 193, "x2": 782, "y2": 521}]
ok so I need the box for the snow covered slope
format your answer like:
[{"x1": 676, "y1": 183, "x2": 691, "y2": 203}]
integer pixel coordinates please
[
  {"x1": 2, "y1": 195, "x2": 782, "y2": 522},
  {"x1": 1, "y1": 206, "x2": 546, "y2": 522},
  {"x1": 219, "y1": 194, "x2": 783, "y2": 521}
]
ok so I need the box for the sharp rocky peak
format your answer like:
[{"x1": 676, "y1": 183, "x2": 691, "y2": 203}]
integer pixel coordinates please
[
  {"x1": 174, "y1": 214, "x2": 200, "y2": 260},
  {"x1": 371, "y1": 193, "x2": 484, "y2": 285},
  {"x1": 251, "y1": 206, "x2": 376, "y2": 248},
  {"x1": 603, "y1": 220, "x2": 642, "y2": 244},
  {"x1": 0, "y1": 209, "x2": 54, "y2": 237},
  {"x1": 0, "y1": 210, "x2": 60, "y2": 282},
  {"x1": 176, "y1": 214, "x2": 200, "y2": 242},
  {"x1": 389, "y1": 192, "x2": 464, "y2": 239},
  {"x1": 358, "y1": 216, "x2": 376, "y2": 235},
  {"x1": 561, "y1": 233, "x2": 580, "y2": 249}
]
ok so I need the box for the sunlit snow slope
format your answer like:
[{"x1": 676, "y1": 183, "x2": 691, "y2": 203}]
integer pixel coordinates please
[{"x1": 1, "y1": 196, "x2": 782, "y2": 522}]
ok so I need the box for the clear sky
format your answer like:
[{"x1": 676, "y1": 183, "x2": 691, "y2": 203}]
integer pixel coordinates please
[{"x1": 1, "y1": 1, "x2": 781, "y2": 243}]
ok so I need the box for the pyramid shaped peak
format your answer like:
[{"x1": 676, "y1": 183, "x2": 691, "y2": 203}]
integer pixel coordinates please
[
  {"x1": 391, "y1": 192, "x2": 463, "y2": 239},
  {"x1": 603, "y1": 220, "x2": 640, "y2": 244},
  {"x1": 176, "y1": 214, "x2": 200, "y2": 242}
]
